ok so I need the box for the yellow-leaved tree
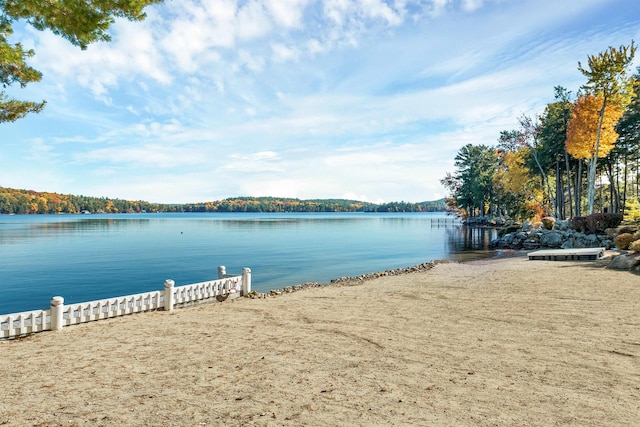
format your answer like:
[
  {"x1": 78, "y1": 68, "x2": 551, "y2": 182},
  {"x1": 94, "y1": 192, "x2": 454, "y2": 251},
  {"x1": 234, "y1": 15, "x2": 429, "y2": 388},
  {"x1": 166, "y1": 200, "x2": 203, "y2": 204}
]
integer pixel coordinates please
[
  {"x1": 494, "y1": 148, "x2": 547, "y2": 220},
  {"x1": 574, "y1": 42, "x2": 636, "y2": 214},
  {"x1": 566, "y1": 93, "x2": 624, "y2": 160}
]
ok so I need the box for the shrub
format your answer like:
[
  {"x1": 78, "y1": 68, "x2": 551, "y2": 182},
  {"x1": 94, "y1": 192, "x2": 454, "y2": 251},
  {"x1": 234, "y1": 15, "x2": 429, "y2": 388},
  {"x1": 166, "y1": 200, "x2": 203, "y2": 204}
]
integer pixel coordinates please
[
  {"x1": 615, "y1": 233, "x2": 635, "y2": 250},
  {"x1": 618, "y1": 225, "x2": 639, "y2": 234},
  {"x1": 629, "y1": 240, "x2": 640, "y2": 253},
  {"x1": 569, "y1": 213, "x2": 623, "y2": 234},
  {"x1": 541, "y1": 216, "x2": 556, "y2": 230},
  {"x1": 569, "y1": 216, "x2": 587, "y2": 233},
  {"x1": 624, "y1": 196, "x2": 640, "y2": 221},
  {"x1": 603, "y1": 213, "x2": 624, "y2": 229}
]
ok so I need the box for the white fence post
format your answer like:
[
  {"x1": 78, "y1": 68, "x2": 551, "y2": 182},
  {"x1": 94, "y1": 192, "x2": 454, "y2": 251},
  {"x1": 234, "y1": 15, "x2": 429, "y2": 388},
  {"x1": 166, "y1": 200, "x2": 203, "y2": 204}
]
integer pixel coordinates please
[
  {"x1": 242, "y1": 268, "x2": 252, "y2": 296},
  {"x1": 50, "y1": 296, "x2": 64, "y2": 331},
  {"x1": 217, "y1": 266, "x2": 226, "y2": 279},
  {"x1": 164, "y1": 279, "x2": 175, "y2": 312}
]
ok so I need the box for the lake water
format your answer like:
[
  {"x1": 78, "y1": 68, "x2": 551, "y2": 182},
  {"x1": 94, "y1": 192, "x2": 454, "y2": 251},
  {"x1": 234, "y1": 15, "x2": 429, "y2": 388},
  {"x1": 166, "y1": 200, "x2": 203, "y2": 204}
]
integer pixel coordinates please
[{"x1": 0, "y1": 212, "x2": 497, "y2": 314}]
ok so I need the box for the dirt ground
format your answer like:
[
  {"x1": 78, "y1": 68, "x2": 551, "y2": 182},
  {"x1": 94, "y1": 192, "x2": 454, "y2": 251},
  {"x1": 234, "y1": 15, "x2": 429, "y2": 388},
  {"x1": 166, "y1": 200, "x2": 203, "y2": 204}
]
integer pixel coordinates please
[{"x1": 1, "y1": 255, "x2": 639, "y2": 426}]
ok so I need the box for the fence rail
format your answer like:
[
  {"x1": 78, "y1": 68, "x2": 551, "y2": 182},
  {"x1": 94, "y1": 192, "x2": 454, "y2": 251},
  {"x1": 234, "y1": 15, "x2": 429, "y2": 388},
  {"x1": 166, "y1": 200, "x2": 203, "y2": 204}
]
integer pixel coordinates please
[
  {"x1": 0, "y1": 309, "x2": 51, "y2": 338},
  {"x1": 0, "y1": 266, "x2": 251, "y2": 340}
]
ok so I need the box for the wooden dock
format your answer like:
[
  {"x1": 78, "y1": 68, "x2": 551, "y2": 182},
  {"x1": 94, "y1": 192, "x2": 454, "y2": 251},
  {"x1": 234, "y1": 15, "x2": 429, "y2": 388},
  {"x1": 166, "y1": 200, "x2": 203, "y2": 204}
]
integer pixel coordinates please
[{"x1": 528, "y1": 247, "x2": 606, "y2": 261}]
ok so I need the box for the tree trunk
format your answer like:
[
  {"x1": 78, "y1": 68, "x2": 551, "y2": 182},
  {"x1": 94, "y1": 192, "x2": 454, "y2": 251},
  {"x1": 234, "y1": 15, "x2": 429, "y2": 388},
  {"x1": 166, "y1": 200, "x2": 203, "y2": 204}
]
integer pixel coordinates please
[
  {"x1": 621, "y1": 153, "x2": 628, "y2": 217},
  {"x1": 531, "y1": 149, "x2": 554, "y2": 216},
  {"x1": 555, "y1": 159, "x2": 564, "y2": 219},
  {"x1": 565, "y1": 151, "x2": 574, "y2": 218},
  {"x1": 576, "y1": 160, "x2": 583, "y2": 217},
  {"x1": 587, "y1": 155, "x2": 597, "y2": 214},
  {"x1": 587, "y1": 97, "x2": 608, "y2": 214},
  {"x1": 605, "y1": 159, "x2": 619, "y2": 213}
]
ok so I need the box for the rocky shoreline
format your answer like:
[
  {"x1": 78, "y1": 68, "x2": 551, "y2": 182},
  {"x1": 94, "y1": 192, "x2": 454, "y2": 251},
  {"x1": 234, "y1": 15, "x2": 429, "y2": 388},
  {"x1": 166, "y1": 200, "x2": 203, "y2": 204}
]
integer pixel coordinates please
[
  {"x1": 488, "y1": 219, "x2": 615, "y2": 250},
  {"x1": 488, "y1": 217, "x2": 640, "y2": 274},
  {"x1": 245, "y1": 261, "x2": 441, "y2": 299}
]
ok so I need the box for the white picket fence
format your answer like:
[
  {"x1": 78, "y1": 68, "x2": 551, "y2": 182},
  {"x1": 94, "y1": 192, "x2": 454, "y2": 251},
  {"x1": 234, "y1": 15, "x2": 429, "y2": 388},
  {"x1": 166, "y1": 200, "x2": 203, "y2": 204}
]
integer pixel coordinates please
[{"x1": 0, "y1": 266, "x2": 251, "y2": 340}]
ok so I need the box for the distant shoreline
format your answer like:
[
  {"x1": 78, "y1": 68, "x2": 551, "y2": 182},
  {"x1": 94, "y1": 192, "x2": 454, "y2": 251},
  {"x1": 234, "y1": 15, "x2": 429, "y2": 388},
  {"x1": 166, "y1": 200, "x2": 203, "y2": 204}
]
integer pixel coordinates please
[{"x1": 0, "y1": 187, "x2": 449, "y2": 214}]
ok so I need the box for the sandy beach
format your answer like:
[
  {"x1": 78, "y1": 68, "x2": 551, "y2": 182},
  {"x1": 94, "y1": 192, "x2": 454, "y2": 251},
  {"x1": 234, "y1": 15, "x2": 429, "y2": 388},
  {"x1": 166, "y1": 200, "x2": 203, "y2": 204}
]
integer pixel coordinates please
[{"x1": 1, "y1": 255, "x2": 639, "y2": 426}]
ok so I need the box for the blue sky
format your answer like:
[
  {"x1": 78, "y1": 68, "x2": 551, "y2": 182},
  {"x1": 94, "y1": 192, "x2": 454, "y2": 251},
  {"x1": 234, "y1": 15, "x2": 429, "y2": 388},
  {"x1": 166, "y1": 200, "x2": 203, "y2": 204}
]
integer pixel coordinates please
[{"x1": 2, "y1": 0, "x2": 640, "y2": 204}]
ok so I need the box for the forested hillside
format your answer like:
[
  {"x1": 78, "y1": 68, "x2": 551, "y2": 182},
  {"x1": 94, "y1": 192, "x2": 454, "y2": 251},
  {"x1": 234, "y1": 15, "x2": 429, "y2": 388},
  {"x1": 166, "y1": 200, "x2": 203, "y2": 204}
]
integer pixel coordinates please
[{"x1": 0, "y1": 187, "x2": 446, "y2": 214}]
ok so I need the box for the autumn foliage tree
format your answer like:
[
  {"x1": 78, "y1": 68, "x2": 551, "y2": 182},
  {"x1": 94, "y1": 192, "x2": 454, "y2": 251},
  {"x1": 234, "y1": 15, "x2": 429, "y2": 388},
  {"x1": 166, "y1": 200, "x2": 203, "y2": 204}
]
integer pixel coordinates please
[
  {"x1": 566, "y1": 94, "x2": 624, "y2": 161},
  {"x1": 494, "y1": 149, "x2": 540, "y2": 220},
  {"x1": 575, "y1": 42, "x2": 636, "y2": 214}
]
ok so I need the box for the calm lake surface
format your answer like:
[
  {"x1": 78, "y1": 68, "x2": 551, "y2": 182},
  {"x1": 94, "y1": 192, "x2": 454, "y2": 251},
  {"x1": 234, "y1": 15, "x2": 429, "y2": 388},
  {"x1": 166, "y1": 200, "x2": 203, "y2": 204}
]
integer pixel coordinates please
[{"x1": 0, "y1": 212, "x2": 497, "y2": 314}]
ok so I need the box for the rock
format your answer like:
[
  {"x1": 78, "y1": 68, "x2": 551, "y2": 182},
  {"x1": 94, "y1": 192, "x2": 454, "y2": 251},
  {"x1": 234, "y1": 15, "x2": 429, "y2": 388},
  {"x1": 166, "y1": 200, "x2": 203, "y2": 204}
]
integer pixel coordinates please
[
  {"x1": 607, "y1": 253, "x2": 640, "y2": 271},
  {"x1": 530, "y1": 221, "x2": 543, "y2": 230},
  {"x1": 490, "y1": 225, "x2": 615, "y2": 251},
  {"x1": 539, "y1": 231, "x2": 564, "y2": 248},
  {"x1": 572, "y1": 239, "x2": 587, "y2": 249},
  {"x1": 542, "y1": 216, "x2": 556, "y2": 230},
  {"x1": 585, "y1": 234, "x2": 600, "y2": 245},
  {"x1": 522, "y1": 242, "x2": 540, "y2": 250},
  {"x1": 502, "y1": 233, "x2": 515, "y2": 245},
  {"x1": 498, "y1": 224, "x2": 520, "y2": 237},
  {"x1": 604, "y1": 228, "x2": 618, "y2": 238},
  {"x1": 561, "y1": 240, "x2": 574, "y2": 249}
]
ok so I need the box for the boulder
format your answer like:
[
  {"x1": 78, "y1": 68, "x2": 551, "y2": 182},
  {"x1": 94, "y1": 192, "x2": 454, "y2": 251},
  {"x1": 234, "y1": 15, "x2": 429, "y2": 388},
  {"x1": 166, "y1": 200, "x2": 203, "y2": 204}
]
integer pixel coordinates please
[
  {"x1": 584, "y1": 233, "x2": 600, "y2": 246},
  {"x1": 498, "y1": 224, "x2": 521, "y2": 237},
  {"x1": 541, "y1": 216, "x2": 556, "y2": 230},
  {"x1": 607, "y1": 253, "x2": 640, "y2": 271},
  {"x1": 539, "y1": 231, "x2": 564, "y2": 248}
]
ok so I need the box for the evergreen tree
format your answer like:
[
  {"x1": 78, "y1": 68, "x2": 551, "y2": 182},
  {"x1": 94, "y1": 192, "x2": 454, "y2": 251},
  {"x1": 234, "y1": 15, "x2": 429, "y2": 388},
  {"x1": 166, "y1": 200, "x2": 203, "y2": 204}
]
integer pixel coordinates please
[{"x1": 1, "y1": 0, "x2": 162, "y2": 122}]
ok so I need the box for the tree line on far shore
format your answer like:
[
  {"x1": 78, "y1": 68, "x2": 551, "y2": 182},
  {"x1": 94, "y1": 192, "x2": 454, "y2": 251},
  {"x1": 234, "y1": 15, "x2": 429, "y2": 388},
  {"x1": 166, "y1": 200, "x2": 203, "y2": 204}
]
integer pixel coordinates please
[
  {"x1": 442, "y1": 42, "x2": 640, "y2": 223},
  {"x1": 0, "y1": 187, "x2": 446, "y2": 214}
]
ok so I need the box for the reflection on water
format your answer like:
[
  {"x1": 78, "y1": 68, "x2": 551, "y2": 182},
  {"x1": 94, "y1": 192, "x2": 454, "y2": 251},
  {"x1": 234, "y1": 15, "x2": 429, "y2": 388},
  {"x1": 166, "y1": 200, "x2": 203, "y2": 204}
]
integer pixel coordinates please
[{"x1": 446, "y1": 225, "x2": 498, "y2": 261}]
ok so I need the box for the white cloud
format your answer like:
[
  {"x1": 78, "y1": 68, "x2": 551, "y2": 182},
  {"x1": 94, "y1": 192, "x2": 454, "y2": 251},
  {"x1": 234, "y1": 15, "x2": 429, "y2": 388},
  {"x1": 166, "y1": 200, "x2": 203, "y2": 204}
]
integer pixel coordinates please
[
  {"x1": 426, "y1": 0, "x2": 451, "y2": 16},
  {"x1": 461, "y1": 0, "x2": 484, "y2": 12},
  {"x1": 237, "y1": 0, "x2": 273, "y2": 39},
  {"x1": 26, "y1": 138, "x2": 55, "y2": 161},
  {"x1": 271, "y1": 43, "x2": 300, "y2": 62},
  {"x1": 360, "y1": 0, "x2": 404, "y2": 25},
  {"x1": 235, "y1": 49, "x2": 266, "y2": 73},
  {"x1": 225, "y1": 151, "x2": 283, "y2": 172},
  {"x1": 74, "y1": 143, "x2": 205, "y2": 168},
  {"x1": 264, "y1": 0, "x2": 309, "y2": 28}
]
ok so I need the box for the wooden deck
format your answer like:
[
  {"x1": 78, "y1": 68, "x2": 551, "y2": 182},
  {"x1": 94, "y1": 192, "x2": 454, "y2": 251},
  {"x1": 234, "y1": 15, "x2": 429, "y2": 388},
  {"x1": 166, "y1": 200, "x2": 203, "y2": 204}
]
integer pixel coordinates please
[{"x1": 528, "y1": 247, "x2": 606, "y2": 261}]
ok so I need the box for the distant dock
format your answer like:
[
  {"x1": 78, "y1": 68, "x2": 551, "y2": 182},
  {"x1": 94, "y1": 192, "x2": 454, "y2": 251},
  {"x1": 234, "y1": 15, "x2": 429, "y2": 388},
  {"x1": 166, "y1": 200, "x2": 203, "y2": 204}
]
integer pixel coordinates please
[
  {"x1": 528, "y1": 248, "x2": 605, "y2": 261},
  {"x1": 428, "y1": 217, "x2": 461, "y2": 227}
]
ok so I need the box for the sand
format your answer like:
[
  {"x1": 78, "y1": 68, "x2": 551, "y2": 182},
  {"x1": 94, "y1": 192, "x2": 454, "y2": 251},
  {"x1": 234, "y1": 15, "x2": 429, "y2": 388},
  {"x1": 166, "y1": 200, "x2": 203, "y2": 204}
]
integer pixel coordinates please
[{"x1": 1, "y1": 255, "x2": 639, "y2": 426}]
